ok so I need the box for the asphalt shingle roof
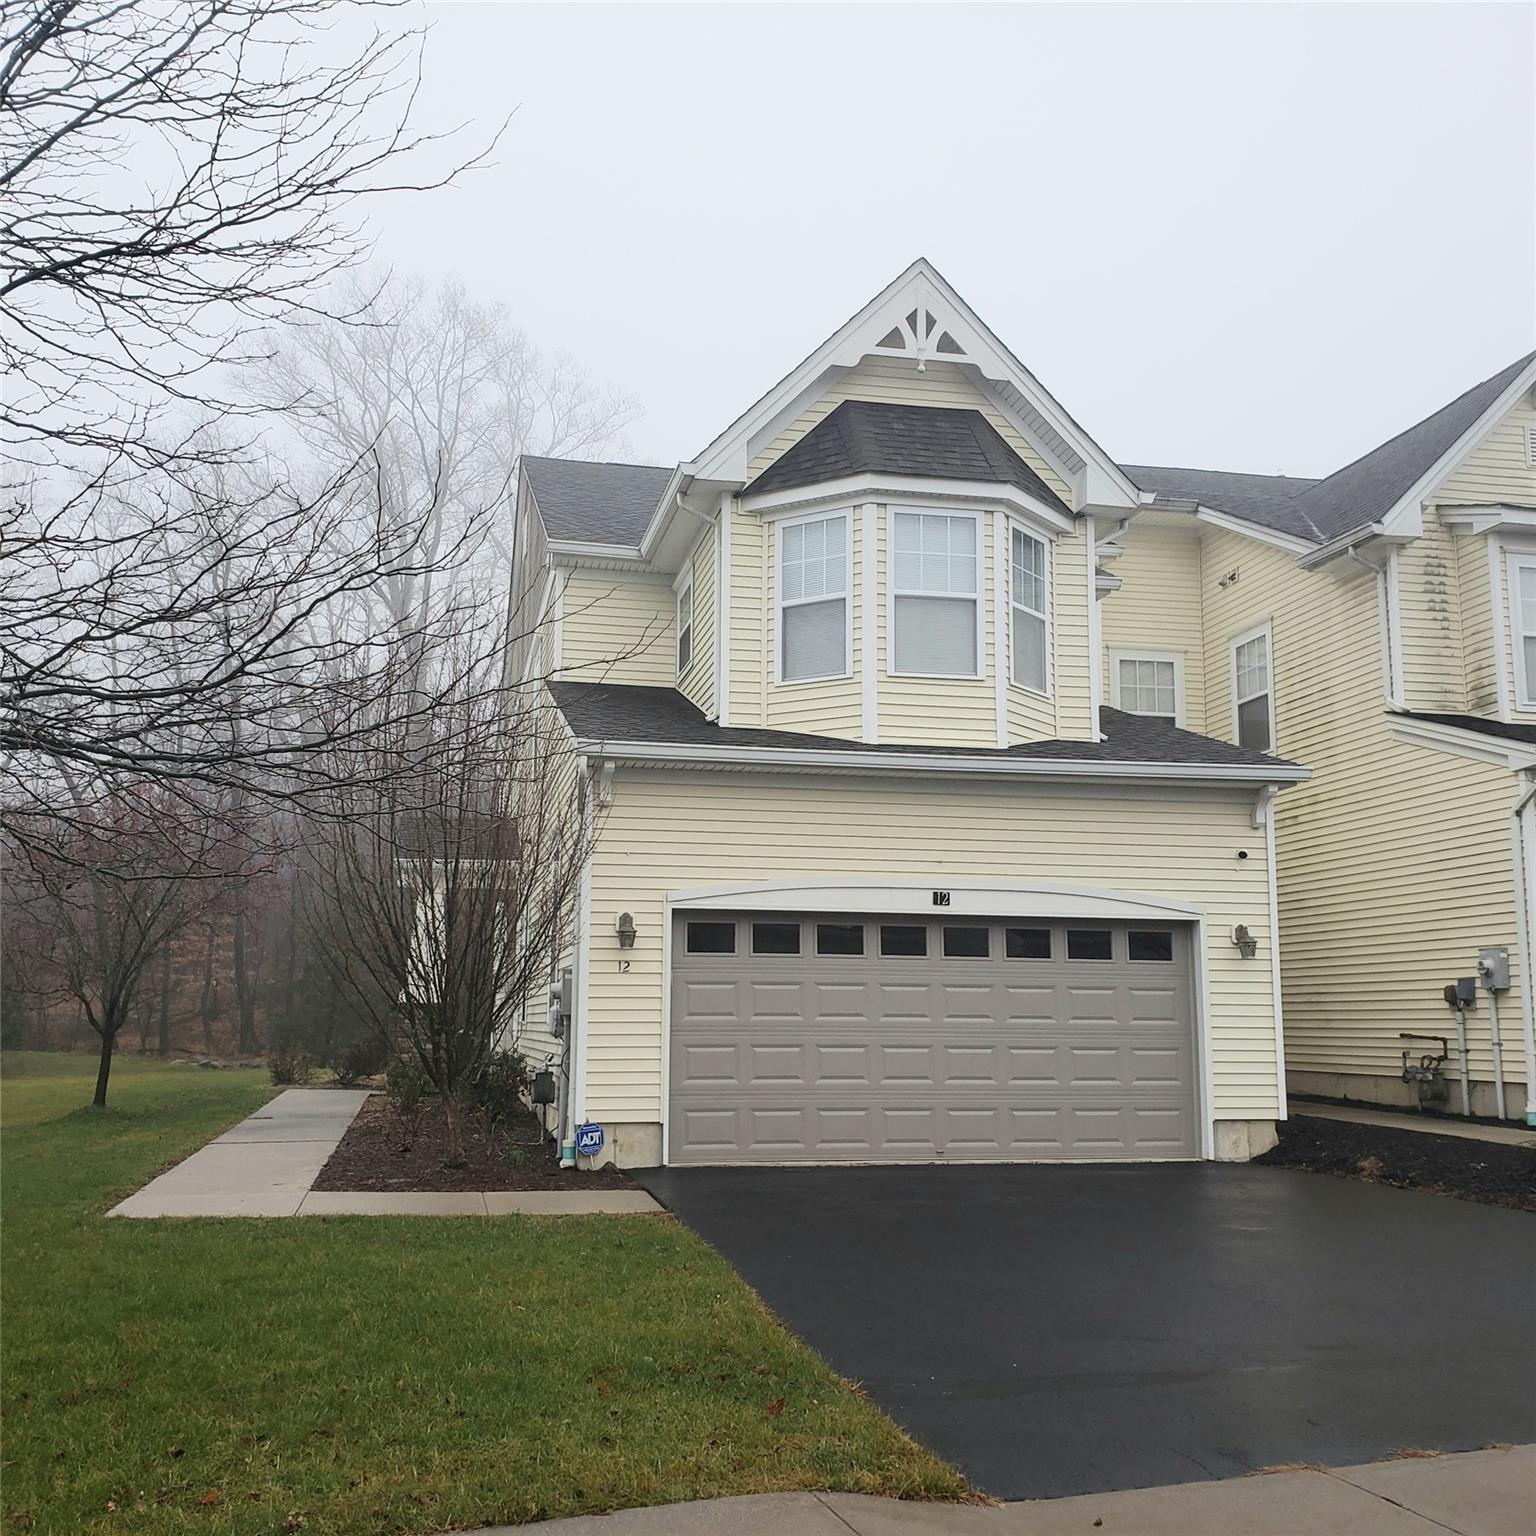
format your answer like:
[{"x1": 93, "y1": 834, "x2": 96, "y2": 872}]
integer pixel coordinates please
[
  {"x1": 549, "y1": 680, "x2": 1297, "y2": 769},
  {"x1": 745, "y1": 400, "x2": 1071, "y2": 513},
  {"x1": 522, "y1": 457, "x2": 672, "y2": 545},
  {"x1": 1119, "y1": 465, "x2": 1323, "y2": 542},
  {"x1": 1400, "y1": 712, "x2": 1536, "y2": 746}
]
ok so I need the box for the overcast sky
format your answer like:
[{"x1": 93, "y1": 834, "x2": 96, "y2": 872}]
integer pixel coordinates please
[{"x1": 366, "y1": 1, "x2": 1536, "y2": 479}]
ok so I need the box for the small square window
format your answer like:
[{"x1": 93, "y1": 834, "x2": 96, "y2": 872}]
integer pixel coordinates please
[
  {"x1": 752, "y1": 921, "x2": 800, "y2": 956},
  {"x1": 942, "y1": 925, "x2": 989, "y2": 958},
  {"x1": 816, "y1": 922, "x2": 864, "y2": 956},
  {"x1": 1005, "y1": 927, "x2": 1051, "y2": 959},
  {"x1": 686, "y1": 920, "x2": 735, "y2": 955},
  {"x1": 1128, "y1": 929, "x2": 1174, "y2": 962},
  {"x1": 880, "y1": 924, "x2": 927, "y2": 957},
  {"x1": 1066, "y1": 928, "x2": 1113, "y2": 961}
]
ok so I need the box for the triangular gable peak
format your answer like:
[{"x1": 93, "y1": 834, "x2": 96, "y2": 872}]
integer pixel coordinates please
[{"x1": 687, "y1": 259, "x2": 1141, "y2": 515}]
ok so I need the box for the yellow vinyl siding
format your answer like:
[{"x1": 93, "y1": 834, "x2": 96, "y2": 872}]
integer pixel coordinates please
[
  {"x1": 557, "y1": 572, "x2": 674, "y2": 687},
  {"x1": 678, "y1": 525, "x2": 717, "y2": 717},
  {"x1": 1436, "y1": 400, "x2": 1536, "y2": 505},
  {"x1": 728, "y1": 502, "x2": 768, "y2": 725},
  {"x1": 1098, "y1": 521, "x2": 1207, "y2": 732},
  {"x1": 746, "y1": 357, "x2": 1074, "y2": 504},
  {"x1": 1397, "y1": 507, "x2": 1466, "y2": 713},
  {"x1": 582, "y1": 771, "x2": 1279, "y2": 1124},
  {"x1": 1048, "y1": 522, "x2": 1094, "y2": 740},
  {"x1": 1196, "y1": 527, "x2": 1527, "y2": 1096},
  {"x1": 1458, "y1": 533, "x2": 1499, "y2": 715}
]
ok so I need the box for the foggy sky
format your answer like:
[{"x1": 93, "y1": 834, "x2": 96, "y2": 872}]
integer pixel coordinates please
[{"x1": 364, "y1": 1, "x2": 1536, "y2": 478}]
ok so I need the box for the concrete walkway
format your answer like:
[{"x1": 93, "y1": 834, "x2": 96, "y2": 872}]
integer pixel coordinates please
[
  {"x1": 487, "y1": 1445, "x2": 1535, "y2": 1535},
  {"x1": 1292, "y1": 1100, "x2": 1536, "y2": 1147},
  {"x1": 107, "y1": 1089, "x2": 662, "y2": 1217}
]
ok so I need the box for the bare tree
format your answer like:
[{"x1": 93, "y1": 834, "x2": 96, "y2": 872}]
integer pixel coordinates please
[
  {"x1": 301, "y1": 658, "x2": 589, "y2": 1164},
  {"x1": 7, "y1": 792, "x2": 248, "y2": 1104}
]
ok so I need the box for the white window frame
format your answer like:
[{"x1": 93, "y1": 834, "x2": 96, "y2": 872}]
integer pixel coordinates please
[
  {"x1": 1228, "y1": 621, "x2": 1276, "y2": 753},
  {"x1": 1008, "y1": 519, "x2": 1052, "y2": 698},
  {"x1": 886, "y1": 505, "x2": 985, "y2": 680},
  {"x1": 675, "y1": 568, "x2": 695, "y2": 677},
  {"x1": 1508, "y1": 551, "x2": 1536, "y2": 709},
  {"x1": 774, "y1": 508, "x2": 853, "y2": 685},
  {"x1": 1109, "y1": 647, "x2": 1185, "y2": 726}
]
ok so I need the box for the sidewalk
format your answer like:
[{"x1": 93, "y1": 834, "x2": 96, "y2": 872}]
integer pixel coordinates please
[
  {"x1": 107, "y1": 1089, "x2": 661, "y2": 1217},
  {"x1": 484, "y1": 1445, "x2": 1534, "y2": 1535},
  {"x1": 1292, "y1": 1100, "x2": 1536, "y2": 1148}
]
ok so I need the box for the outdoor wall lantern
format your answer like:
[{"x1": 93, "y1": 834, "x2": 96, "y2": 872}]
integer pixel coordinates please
[
  {"x1": 1231, "y1": 924, "x2": 1258, "y2": 960},
  {"x1": 614, "y1": 911, "x2": 637, "y2": 949}
]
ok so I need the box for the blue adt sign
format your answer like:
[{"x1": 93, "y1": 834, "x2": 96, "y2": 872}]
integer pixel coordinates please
[{"x1": 574, "y1": 1122, "x2": 605, "y2": 1158}]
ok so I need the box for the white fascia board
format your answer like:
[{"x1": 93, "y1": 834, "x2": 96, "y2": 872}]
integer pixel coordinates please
[
  {"x1": 1193, "y1": 506, "x2": 1316, "y2": 555},
  {"x1": 1378, "y1": 357, "x2": 1536, "y2": 538},
  {"x1": 576, "y1": 738, "x2": 1310, "y2": 787},
  {"x1": 1388, "y1": 714, "x2": 1536, "y2": 771},
  {"x1": 1296, "y1": 522, "x2": 1416, "y2": 571},
  {"x1": 1441, "y1": 505, "x2": 1536, "y2": 536},
  {"x1": 739, "y1": 474, "x2": 1075, "y2": 534}
]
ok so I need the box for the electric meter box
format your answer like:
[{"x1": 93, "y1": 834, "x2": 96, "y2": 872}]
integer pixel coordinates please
[{"x1": 1477, "y1": 947, "x2": 1511, "y2": 992}]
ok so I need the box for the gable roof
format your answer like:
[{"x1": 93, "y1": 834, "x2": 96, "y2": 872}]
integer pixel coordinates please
[
  {"x1": 1121, "y1": 464, "x2": 1323, "y2": 542},
  {"x1": 550, "y1": 680, "x2": 1301, "y2": 773},
  {"x1": 522, "y1": 456, "x2": 672, "y2": 545},
  {"x1": 746, "y1": 400, "x2": 1072, "y2": 513}
]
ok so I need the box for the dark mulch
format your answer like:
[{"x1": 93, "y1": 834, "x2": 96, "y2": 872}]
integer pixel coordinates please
[
  {"x1": 1258, "y1": 1114, "x2": 1536, "y2": 1212},
  {"x1": 311, "y1": 1094, "x2": 635, "y2": 1192}
]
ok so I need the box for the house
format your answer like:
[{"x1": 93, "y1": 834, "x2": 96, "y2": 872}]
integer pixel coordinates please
[
  {"x1": 503, "y1": 259, "x2": 1313, "y2": 1169},
  {"x1": 1108, "y1": 349, "x2": 1536, "y2": 1127}
]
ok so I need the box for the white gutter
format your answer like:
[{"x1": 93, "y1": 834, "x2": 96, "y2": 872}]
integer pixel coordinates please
[
  {"x1": 577, "y1": 738, "x2": 1309, "y2": 787},
  {"x1": 1510, "y1": 772, "x2": 1536, "y2": 1126},
  {"x1": 1297, "y1": 521, "x2": 1414, "y2": 571}
]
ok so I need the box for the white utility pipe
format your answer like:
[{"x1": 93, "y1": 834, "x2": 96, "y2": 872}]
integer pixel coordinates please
[
  {"x1": 1487, "y1": 990, "x2": 1507, "y2": 1121},
  {"x1": 1453, "y1": 1005, "x2": 1472, "y2": 1117},
  {"x1": 1510, "y1": 777, "x2": 1536, "y2": 1127}
]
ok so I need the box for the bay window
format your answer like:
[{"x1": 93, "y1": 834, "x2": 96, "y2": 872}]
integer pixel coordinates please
[
  {"x1": 1510, "y1": 553, "x2": 1536, "y2": 709},
  {"x1": 778, "y1": 512, "x2": 849, "y2": 682},
  {"x1": 891, "y1": 510, "x2": 980, "y2": 676},
  {"x1": 1010, "y1": 525, "x2": 1049, "y2": 692}
]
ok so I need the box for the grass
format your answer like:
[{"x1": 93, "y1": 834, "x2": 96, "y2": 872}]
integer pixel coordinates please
[{"x1": 0, "y1": 1052, "x2": 969, "y2": 1534}]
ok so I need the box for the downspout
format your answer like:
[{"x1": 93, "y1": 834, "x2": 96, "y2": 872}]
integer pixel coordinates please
[{"x1": 1509, "y1": 771, "x2": 1536, "y2": 1126}]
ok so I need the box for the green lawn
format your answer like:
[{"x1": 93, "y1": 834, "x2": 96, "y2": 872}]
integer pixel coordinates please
[{"x1": 1, "y1": 1052, "x2": 970, "y2": 1534}]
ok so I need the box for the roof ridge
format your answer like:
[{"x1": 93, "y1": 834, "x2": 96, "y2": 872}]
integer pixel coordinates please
[{"x1": 521, "y1": 454, "x2": 672, "y2": 472}]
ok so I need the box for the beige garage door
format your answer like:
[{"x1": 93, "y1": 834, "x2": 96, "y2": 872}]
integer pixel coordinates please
[{"x1": 669, "y1": 912, "x2": 1199, "y2": 1165}]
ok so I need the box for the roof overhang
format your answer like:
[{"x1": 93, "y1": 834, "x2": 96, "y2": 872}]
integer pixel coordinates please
[
  {"x1": 1440, "y1": 504, "x2": 1536, "y2": 537},
  {"x1": 574, "y1": 737, "x2": 1309, "y2": 789},
  {"x1": 1296, "y1": 521, "x2": 1417, "y2": 571},
  {"x1": 739, "y1": 473, "x2": 1075, "y2": 534},
  {"x1": 1388, "y1": 713, "x2": 1536, "y2": 771}
]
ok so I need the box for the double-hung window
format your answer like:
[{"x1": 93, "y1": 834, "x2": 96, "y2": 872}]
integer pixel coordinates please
[
  {"x1": 778, "y1": 513, "x2": 849, "y2": 682},
  {"x1": 1510, "y1": 554, "x2": 1536, "y2": 708},
  {"x1": 1010, "y1": 526, "x2": 1049, "y2": 692},
  {"x1": 1112, "y1": 650, "x2": 1182, "y2": 725},
  {"x1": 891, "y1": 510, "x2": 980, "y2": 676},
  {"x1": 676, "y1": 574, "x2": 694, "y2": 675},
  {"x1": 1231, "y1": 625, "x2": 1274, "y2": 752}
]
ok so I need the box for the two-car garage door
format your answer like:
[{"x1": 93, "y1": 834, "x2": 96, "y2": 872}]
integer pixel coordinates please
[{"x1": 669, "y1": 911, "x2": 1199, "y2": 1165}]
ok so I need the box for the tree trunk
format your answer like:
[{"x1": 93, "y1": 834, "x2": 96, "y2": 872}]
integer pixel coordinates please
[
  {"x1": 157, "y1": 944, "x2": 172, "y2": 1055},
  {"x1": 199, "y1": 925, "x2": 217, "y2": 1053},
  {"x1": 233, "y1": 911, "x2": 259, "y2": 1054},
  {"x1": 443, "y1": 1092, "x2": 467, "y2": 1166},
  {"x1": 93, "y1": 1029, "x2": 113, "y2": 1107}
]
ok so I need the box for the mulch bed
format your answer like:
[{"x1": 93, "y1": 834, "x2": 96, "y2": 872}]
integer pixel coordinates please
[
  {"x1": 311, "y1": 1094, "x2": 635, "y2": 1193},
  {"x1": 1257, "y1": 1114, "x2": 1536, "y2": 1213}
]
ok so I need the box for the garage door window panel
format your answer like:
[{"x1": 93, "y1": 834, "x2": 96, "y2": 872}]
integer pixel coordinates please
[
  {"x1": 816, "y1": 922, "x2": 865, "y2": 956},
  {"x1": 942, "y1": 925, "x2": 990, "y2": 958},
  {"x1": 778, "y1": 513, "x2": 850, "y2": 683},
  {"x1": 891, "y1": 510, "x2": 981, "y2": 677},
  {"x1": 752, "y1": 921, "x2": 801, "y2": 956},
  {"x1": 1005, "y1": 927, "x2": 1052, "y2": 959},
  {"x1": 880, "y1": 924, "x2": 928, "y2": 957},
  {"x1": 1128, "y1": 929, "x2": 1174, "y2": 962},
  {"x1": 1067, "y1": 928, "x2": 1113, "y2": 961},
  {"x1": 686, "y1": 920, "x2": 736, "y2": 954}
]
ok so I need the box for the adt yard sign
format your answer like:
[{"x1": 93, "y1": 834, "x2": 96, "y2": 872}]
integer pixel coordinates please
[{"x1": 575, "y1": 1122, "x2": 604, "y2": 1158}]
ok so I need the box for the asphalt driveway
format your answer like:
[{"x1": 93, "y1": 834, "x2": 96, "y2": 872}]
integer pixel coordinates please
[{"x1": 634, "y1": 1163, "x2": 1536, "y2": 1499}]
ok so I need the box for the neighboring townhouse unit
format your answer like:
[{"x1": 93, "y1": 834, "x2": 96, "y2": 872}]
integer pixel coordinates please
[
  {"x1": 504, "y1": 259, "x2": 1310, "y2": 1169},
  {"x1": 1107, "y1": 349, "x2": 1536, "y2": 1127}
]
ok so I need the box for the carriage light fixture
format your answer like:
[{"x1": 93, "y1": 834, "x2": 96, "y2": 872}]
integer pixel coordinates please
[
  {"x1": 1231, "y1": 924, "x2": 1258, "y2": 960},
  {"x1": 615, "y1": 911, "x2": 637, "y2": 949}
]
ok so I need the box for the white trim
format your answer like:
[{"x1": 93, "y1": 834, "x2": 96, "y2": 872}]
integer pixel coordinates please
[
  {"x1": 1086, "y1": 515, "x2": 1103, "y2": 737},
  {"x1": 572, "y1": 756, "x2": 594, "y2": 1122},
  {"x1": 992, "y1": 512, "x2": 1008, "y2": 745},
  {"x1": 1007, "y1": 518, "x2": 1052, "y2": 702},
  {"x1": 741, "y1": 473, "x2": 1074, "y2": 534},
  {"x1": 1514, "y1": 789, "x2": 1536, "y2": 1122},
  {"x1": 548, "y1": 538, "x2": 647, "y2": 562},
  {"x1": 551, "y1": 580, "x2": 564, "y2": 672},
  {"x1": 583, "y1": 738, "x2": 1309, "y2": 786},
  {"x1": 1384, "y1": 552, "x2": 1405, "y2": 707},
  {"x1": 773, "y1": 508, "x2": 853, "y2": 686},
  {"x1": 886, "y1": 505, "x2": 986, "y2": 680},
  {"x1": 1441, "y1": 504, "x2": 1536, "y2": 536},
  {"x1": 1388, "y1": 713, "x2": 1536, "y2": 771},
  {"x1": 1508, "y1": 551, "x2": 1536, "y2": 711},
  {"x1": 1108, "y1": 647, "x2": 1187, "y2": 728},
  {"x1": 1193, "y1": 506, "x2": 1315, "y2": 556},
  {"x1": 1376, "y1": 355, "x2": 1536, "y2": 538},
  {"x1": 1255, "y1": 785, "x2": 1288, "y2": 1119},
  {"x1": 674, "y1": 566, "x2": 695, "y2": 679},
  {"x1": 1296, "y1": 523, "x2": 1416, "y2": 571},
  {"x1": 1229, "y1": 620, "x2": 1276, "y2": 754},
  {"x1": 660, "y1": 875, "x2": 1216, "y2": 1164},
  {"x1": 1490, "y1": 538, "x2": 1512, "y2": 722},
  {"x1": 861, "y1": 502, "x2": 879, "y2": 742},
  {"x1": 717, "y1": 495, "x2": 732, "y2": 724}
]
